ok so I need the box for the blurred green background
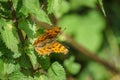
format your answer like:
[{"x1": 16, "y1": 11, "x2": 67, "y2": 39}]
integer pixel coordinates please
[{"x1": 55, "y1": 0, "x2": 120, "y2": 80}]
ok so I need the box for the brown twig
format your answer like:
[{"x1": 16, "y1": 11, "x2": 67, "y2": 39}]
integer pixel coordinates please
[
  {"x1": 8, "y1": 0, "x2": 24, "y2": 43},
  {"x1": 63, "y1": 33, "x2": 120, "y2": 74},
  {"x1": 31, "y1": 16, "x2": 120, "y2": 74}
]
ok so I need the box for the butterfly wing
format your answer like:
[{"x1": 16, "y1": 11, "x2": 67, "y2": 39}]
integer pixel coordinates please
[
  {"x1": 50, "y1": 41, "x2": 69, "y2": 54},
  {"x1": 34, "y1": 40, "x2": 68, "y2": 55},
  {"x1": 45, "y1": 27, "x2": 61, "y2": 38},
  {"x1": 34, "y1": 43, "x2": 52, "y2": 55},
  {"x1": 34, "y1": 27, "x2": 68, "y2": 55},
  {"x1": 34, "y1": 27, "x2": 60, "y2": 46},
  {"x1": 34, "y1": 34, "x2": 48, "y2": 46}
]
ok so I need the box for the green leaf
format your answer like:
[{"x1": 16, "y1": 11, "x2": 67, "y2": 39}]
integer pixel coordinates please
[
  {"x1": 0, "y1": 19, "x2": 21, "y2": 58},
  {"x1": 12, "y1": 0, "x2": 19, "y2": 10},
  {"x1": 78, "y1": 62, "x2": 110, "y2": 80},
  {"x1": 20, "y1": 0, "x2": 51, "y2": 24},
  {"x1": 98, "y1": 0, "x2": 106, "y2": 16},
  {"x1": 34, "y1": 74, "x2": 49, "y2": 80},
  {"x1": 38, "y1": 56, "x2": 50, "y2": 70},
  {"x1": 0, "y1": 38, "x2": 17, "y2": 58},
  {"x1": 0, "y1": 59, "x2": 20, "y2": 80},
  {"x1": 33, "y1": 10, "x2": 51, "y2": 25},
  {"x1": 19, "y1": 54, "x2": 32, "y2": 69},
  {"x1": 9, "y1": 71, "x2": 29, "y2": 80},
  {"x1": 59, "y1": 11, "x2": 105, "y2": 52},
  {"x1": 4, "y1": 62, "x2": 16, "y2": 74},
  {"x1": 0, "y1": 1, "x2": 11, "y2": 18},
  {"x1": 64, "y1": 56, "x2": 81, "y2": 75},
  {"x1": 0, "y1": 39, "x2": 6, "y2": 57},
  {"x1": 70, "y1": 0, "x2": 97, "y2": 10},
  {"x1": 20, "y1": 0, "x2": 40, "y2": 15},
  {"x1": 48, "y1": 62, "x2": 66, "y2": 80},
  {"x1": 18, "y1": 19, "x2": 36, "y2": 38},
  {"x1": 0, "y1": 59, "x2": 4, "y2": 79},
  {"x1": 26, "y1": 45, "x2": 37, "y2": 69},
  {"x1": 47, "y1": 0, "x2": 62, "y2": 17},
  {"x1": 0, "y1": 52, "x2": 2, "y2": 57},
  {"x1": 47, "y1": 0, "x2": 70, "y2": 18},
  {"x1": 5, "y1": 59, "x2": 20, "y2": 74}
]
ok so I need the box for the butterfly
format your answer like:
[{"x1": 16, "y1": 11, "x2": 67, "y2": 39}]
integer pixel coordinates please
[{"x1": 33, "y1": 27, "x2": 68, "y2": 55}]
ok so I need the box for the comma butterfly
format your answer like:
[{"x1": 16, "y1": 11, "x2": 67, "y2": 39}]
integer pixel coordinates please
[{"x1": 34, "y1": 27, "x2": 68, "y2": 55}]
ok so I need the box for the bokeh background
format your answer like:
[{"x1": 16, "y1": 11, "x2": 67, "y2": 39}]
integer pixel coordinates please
[{"x1": 52, "y1": 0, "x2": 120, "y2": 80}]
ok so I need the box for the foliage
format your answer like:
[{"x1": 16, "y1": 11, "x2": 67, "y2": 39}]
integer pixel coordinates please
[
  {"x1": 0, "y1": 19, "x2": 20, "y2": 58},
  {"x1": 64, "y1": 56, "x2": 81, "y2": 75},
  {"x1": 0, "y1": 0, "x2": 120, "y2": 80}
]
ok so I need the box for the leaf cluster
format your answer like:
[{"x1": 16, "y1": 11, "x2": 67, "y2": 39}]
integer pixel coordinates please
[{"x1": 0, "y1": 0, "x2": 119, "y2": 80}]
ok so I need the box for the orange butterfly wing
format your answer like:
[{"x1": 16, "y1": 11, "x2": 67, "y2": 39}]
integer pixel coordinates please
[
  {"x1": 34, "y1": 27, "x2": 61, "y2": 45},
  {"x1": 34, "y1": 27, "x2": 68, "y2": 55},
  {"x1": 51, "y1": 41, "x2": 68, "y2": 54},
  {"x1": 45, "y1": 27, "x2": 61, "y2": 38},
  {"x1": 35, "y1": 40, "x2": 68, "y2": 55}
]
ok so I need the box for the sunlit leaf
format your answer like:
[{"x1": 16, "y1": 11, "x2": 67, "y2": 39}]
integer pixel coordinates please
[
  {"x1": 47, "y1": 0, "x2": 70, "y2": 18},
  {"x1": 26, "y1": 45, "x2": 37, "y2": 69},
  {"x1": 34, "y1": 74, "x2": 49, "y2": 80},
  {"x1": 18, "y1": 19, "x2": 36, "y2": 38},
  {"x1": 9, "y1": 71, "x2": 29, "y2": 80},
  {"x1": 0, "y1": 59, "x2": 20, "y2": 80},
  {"x1": 48, "y1": 62, "x2": 66, "y2": 80},
  {"x1": 0, "y1": 19, "x2": 21, "y2": 58},
  {"x1": 70, "y1": 0, "x2": 97, "y2": 10},
  {"x1": 20, "y1": 0, "x2": 51, "y2": 24},
  {"x1": 64, "y1": 56, "x2": 81, "y2": 75}
]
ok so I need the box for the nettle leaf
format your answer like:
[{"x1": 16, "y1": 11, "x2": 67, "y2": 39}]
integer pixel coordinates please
[
  {"x1": 0, "y1": 59, "x2": 20, "y2": 80},
  {"x1": 0, "y1": 1, "x2": 11, "y2": 18},
  {"x1": 8, "y1": 71, "x2": 29, "y2": 80},
  {"x1": 34, "y1": 9, "x2": 52, "y2": 25},
  {"x1": 26, "y1": 45, "x2": 37, "y2": 69},
  {"x1": 48, "y1": 62, "x2": 66, "y2": 80},
  {"x1": 4, "y1": 62, "x2": 16, "y2": 75},
  {"x1": 0, "y1": 38, "x2": 18, "y2": 58},
  {"x1": 20, "y1": 0, "x2": 39, "y2": 16},
  {"x1": 47, "y1": 0, "x2": 70, "y2": 18},
  {"x1": 0, "y1": 19, "x2": 21, "y2": 58},
  {"x1": 34, "y1": 74, "x2": 49, "y2": 80},
  {"x1": 0, "y1": 59, "x2": 4, "y2": 79},
  {"x1": 19, "y1": 54, "x2": 32, "y2": 69},
  {"x1": 38, "y1": 56, "x2": 50, "y2": 70},
  {"x1": 59, "y1": 11, "x2": 105, "y2": 52},
  {"x1": 0, "y1": 39, "x2": 6, "y2": 57},
  {"x1": 64, "y1": 56, "x2": 81, "y2": 75},
  {"x1": 47, "y1": 0, "x2": 62, "y2": 17},
  {"x1": 6, "y1": 59, "x2": 20, "y2": 74},
  {"x1": 18, "y1": 19, "x2": 36, "y2": 38},
  {"x1": 20, "y1": 0, "x2": 51, "y2": 24}
]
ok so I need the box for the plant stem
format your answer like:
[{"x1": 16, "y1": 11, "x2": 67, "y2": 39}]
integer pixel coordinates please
[{"x1": 8, "y1": 0, "x2": 24, "y2": 43}]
